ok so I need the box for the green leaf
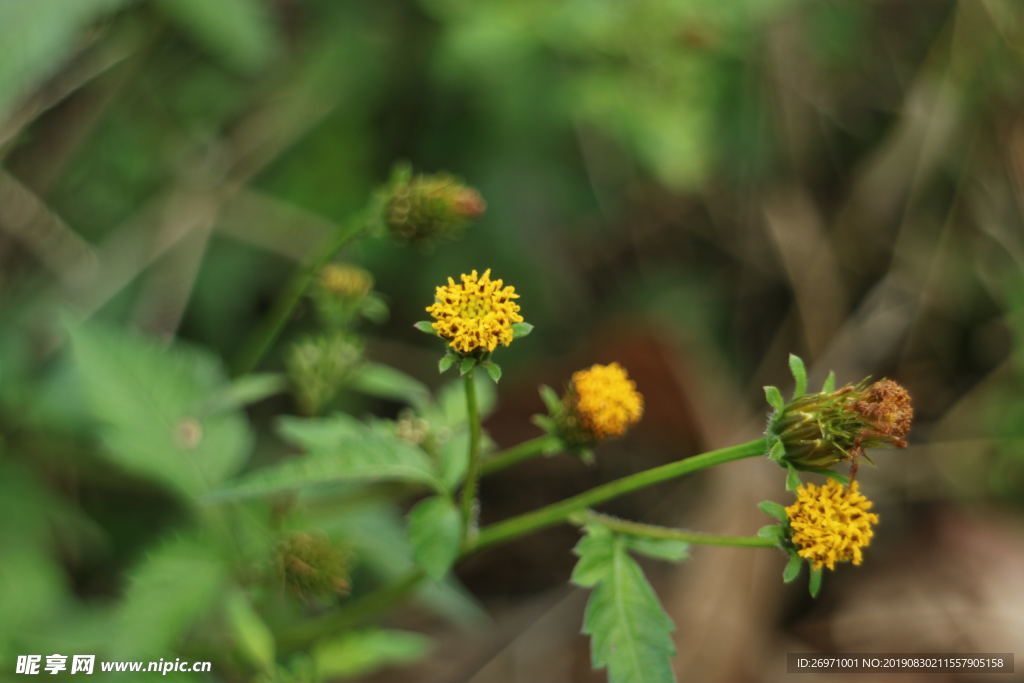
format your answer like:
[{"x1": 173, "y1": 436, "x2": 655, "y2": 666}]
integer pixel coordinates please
[
  {"x1": 622, "y1": 535, "x2": 689, "y2": 563},
  {"x1": 788, "y1": 353, "x2": 808, "y2": 399},
  {"x1": 210, "y1": 415, "x2": 442, "y2": 499},
  {"x1": 783, "y1": 555, "x2": 803, "y2": 584},
  {"x1": 155, "y1": 0, "x2": 276, "y2": 71},
  {"x1": 201, "y1": 373, "x2": 286, "y2": 415},
  {"x1": 438, "y1": 376, "x2": 496, "y2": 425},
  {"x1": 482, "y1": 361, "x2": 502, "y2": 383},
  {"x1": 757, "y1": 524, "x2": 783, "y2": 541},
  {"x1": 350, "y1": 362, "x2": 430, "y2": 406},
  {"x1": 758, "y1": 500, "x2": 787, "y2": 523},
  {"x1": 408, "y1": 496, "x2": 463, "y2": 580},
  {"x1": 809, "y1": 567, "x2": 823, "y2": 598},
  {"x1": 413, "y1": 320, "x2": 437, "y2": 335},
  {"x1": 113, "y1": 534, "x2": 228, "y2": 658},
  {"x1": 571, "y1": 525, "x2": 679, "y2": 683},
  {"x1": 69, "y1": 322, "x2": 251, "y2": 498},
  {"x1": 438, "y1": 352, "x2": 457, "y2": 374},
  {"x1": 763, "y1": 385, "x2": 785, "y2": 413},
  {"x1": 459, "y1": 356, "x2": 477, "y2": 376},
  {"x1": 437, "y1": 430, "x2": 470, "y2": 492},
  {"x1": 511, "y1": 322, "x2": 534, "y2": 339},
  {"x1": 767, "y1": 438, "x2": 786, "y2": 463},
  {"x1": 226, "y1": 590, "x2": 275, "y2": 672},
  {"x1": 313, "y1": 628, "x2": 431, "y2": 679},
  {"x1": 821, "y1": 370, "x2": 836, "y2": 393},
  {"x1": 799, "y1": 467, "x2": 850, "y2": 486},
  {"x1": 785, "y1": 464, "x2": 802, "y2": 492},
  {"x1": 539, "y1": 384, "x2": 562, "y2": 414}
]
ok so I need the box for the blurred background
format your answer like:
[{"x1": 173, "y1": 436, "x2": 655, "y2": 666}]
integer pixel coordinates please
[{"x1": 2, "y1": 0, "x2": 1024, "y2": 681}]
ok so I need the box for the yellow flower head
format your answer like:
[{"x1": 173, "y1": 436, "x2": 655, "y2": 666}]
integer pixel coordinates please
[
  {"x1": 570, "y1": 362, "x2": 644, "y2": 440},
  {"x1": 785, "y1": 479, "x2": 879, "y2": 571},
  {"x1": 426, "y1": 269, "x2": 523, "y2": 354},
  {"x1": 319, "y1": 263, "x2": 373, "y2": 299}
]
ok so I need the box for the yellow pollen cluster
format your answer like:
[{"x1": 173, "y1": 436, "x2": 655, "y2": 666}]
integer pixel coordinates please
[
  {"x1": 571, "y1": 362, "x2": 644, "y2": 440},
  {"x1": 426, "y1": 269, "x2": 523, "y2": 354},
  {"x1": 785, "y1": 479, "x2": 879, "y2": 571}
]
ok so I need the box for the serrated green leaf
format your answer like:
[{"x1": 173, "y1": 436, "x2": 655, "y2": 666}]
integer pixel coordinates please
[
  {"x1": 758, "y1": 500, "x2": 787, "y2": 522},
  {"x1": 786, "y1": 464, "x2": 802, "y2": 492},
  {"x1": 511, "y1": 322, "x2": 534, "y2": 339},
  {"x1": 809, "y1": 567, "x2": 823, "y2": 597},
  {"x1": 821, "y1": 370, "x2": 836, "y2": 393},
  {"x1": 763, "y1": 385, "x2": 785, "y2": 413},
  {"x1": 408, "y1": 496, "x2": 462, "y2": 580},
  {"x1": 226, "y1": 590, "x2": 275, "y2": 672},
  {"x1": 210, "y1": 415, "x2": 442, "y2": 499},
  {"x1": 767, "y1": 438, "x2": 786, "y2": 463},
  {"x1": 788, "y1": 354, "x2": 807, "y2": 399},
  {"x1": 350, "y1": 362, "x2": 430, "y2": 406},
  {"x1": 69, "y1": 322, "x2": 251, "y2": 498},
  {"x1": 783, "y1": 555, "x2": 803, "y2": 583},
  {"x1": 571, "y1": 527, "x2": 678, "y2": 683},
  {"x1": 156, "y1": 0, "x2": 276, "y2": 71},
  {"x1": 113, "y1": 534, "x2": 228, "y2": 658},
  {"x1": 438, "y1": 353, "x2": 457, "y2": 374},
  {"x1": 413, "y1": 320, "x2": 437, "y2": 335},
  {"x1": 459, "y1": 356, "x2": 477, "y2": 376},
  {"x1": 313, "y1": 628, "x2": 431, "y2": 679},
  {"x1": 482, "y1": 361, "x2": 502, "y2": 383}
]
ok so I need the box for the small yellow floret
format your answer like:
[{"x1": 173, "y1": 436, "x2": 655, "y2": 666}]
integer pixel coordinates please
[
  {"x1": 571, "y1": 362, "x2": 644, "y2": 440},
  {"x1": 426, "y1": 269, "x2": 523, "y2": 354},
  {"x1": 785, "y1": 479, "x2": 879, "y2": 571}
]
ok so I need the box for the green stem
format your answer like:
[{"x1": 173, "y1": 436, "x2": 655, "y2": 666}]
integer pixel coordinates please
[
  {"x1": 459, "y1": 372, "x2": 483, "y2": 539},
  {"x1": 232, "y1": 218, "x2": 365, "y2": 375},
  {"x1": 277, "y1": 571, "x2": 424, "y2": 653},
  {"x1": 469, "y1": 437, "x2": 768, "y2": 553},
  {"x1": 573, "y1": 510, "x2": 775, "y2": 548},
  {"x1": 480, "y1": 434, "x2": 560, "y2": 476}
]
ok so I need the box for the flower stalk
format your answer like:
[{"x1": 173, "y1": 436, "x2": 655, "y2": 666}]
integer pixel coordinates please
[
  {"x1": 573, "y1": 510, "x2": 775, "y2": 548},
  {"x1": 460, "y1": 372, "x2": 483, "y2": 540}
]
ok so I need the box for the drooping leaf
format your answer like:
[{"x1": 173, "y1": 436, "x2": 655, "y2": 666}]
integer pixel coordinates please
[
  {"x1": 313, "y1": 628, "x2": 431, "y2": 679},
  {"x1": 482, "y1": 360, "x2": 502, "y2": 383},
  {"x1": 809, "y1": 566, "x2": 823, "y2": 597},
  {"x1": 407, "y1": 495, "x2": 462, "y2": 580},
  {"x1": 413, "y1": 320, "x2": 438, "y2": 335},
  {"x1": 438, "y1": 352, "x2": 457, "y2": 374},
  {"x1": 571, "y1": 525, "x2": 679, "y2": 683},
  {"x1": 788, "y1": 353, "x2": 808, "y2": 399},
  {"x1": 69, "y1": 322, "x2": 251, "y2": 498},
  {"x1": 210, "y1": 415, "x2": 442, "y2": 499},
  {"x1": 782, "y1": 555, "x2": 803, "y2": 584},
  {"x1": 459, "y1": 356, "x2": 477, "y2": 376},
  {"x1": 350, "y1": 362, "x2": 430, "y2": 407}
]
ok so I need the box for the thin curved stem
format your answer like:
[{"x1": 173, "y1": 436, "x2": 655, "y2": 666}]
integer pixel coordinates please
[
  {"x1": 459, "y1": 372, "x2": 482, "y2": 539},
  {"x1": 469, "y1": 437, "x2": 768, "y2": 553},
  {"x1": 480, "y1": 434, "x2": 560, "y2": 476},
  {"x1": 573, "y1": 510, "x2": 775, "y2": 548},
  {"x1": 231, "y1": 217, "x2": 365, "y2": 375}
]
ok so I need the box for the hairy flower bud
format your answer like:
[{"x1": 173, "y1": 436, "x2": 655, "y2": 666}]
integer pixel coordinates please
[
  {"x1": 769, "y1": 378, "x2": 913, "y2": 469},
  {"x1": 275, "y1": 532, "x2": 350, "y2": 599},
  {"x1": 319, "y1": 263, "x2": 373, "y2": 301},
  {"x1": 286, "y1": 332, "x2": 364, "y2": 414},
  {"x1": 384, "y1": 169, "x2": 486, "y2": 244}
]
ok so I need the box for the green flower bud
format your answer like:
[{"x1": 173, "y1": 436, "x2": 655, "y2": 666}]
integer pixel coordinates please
[
  {"x1": 275, "y1": 532, "x2": 350, "y2": 600},
  {"x1": 286, "y1": 332, "x2": 363, "y2": 414},
  {"x1": 383, "y1": 166, "x2": 485, "y2": 244}
]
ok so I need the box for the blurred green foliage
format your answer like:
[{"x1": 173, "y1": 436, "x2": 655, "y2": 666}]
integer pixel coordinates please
[{"x1": 4, "y1": 0, "x2": 1024, "y2": 680}]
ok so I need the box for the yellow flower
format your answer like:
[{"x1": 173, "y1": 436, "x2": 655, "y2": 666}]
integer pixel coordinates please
[
  {"x1": 785, "y1": 479, "x2": 879, "y2": 571},
  {"x1": 319, "y1": 263, "x2": 373, "y2": 299},
  {"x1": 426, "y1": 269, "x2": 523, "y2": 354},
  {"x1": 571, "y1": 362, "x2": 644, "y2": 440}
]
